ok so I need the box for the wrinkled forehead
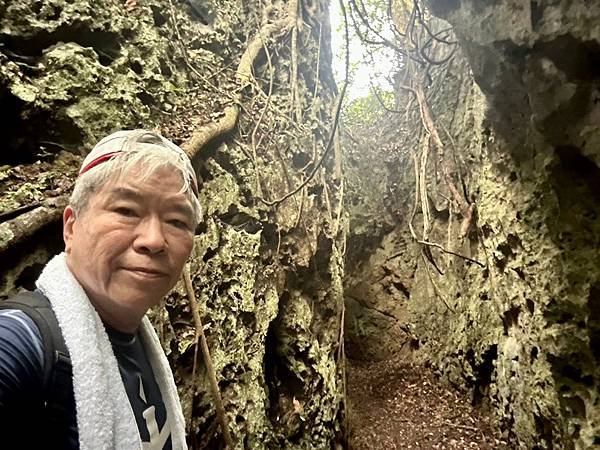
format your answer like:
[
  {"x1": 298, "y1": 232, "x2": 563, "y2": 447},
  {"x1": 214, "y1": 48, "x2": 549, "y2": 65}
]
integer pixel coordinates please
[
  {"x1": 94, "y1": 163, "x2": 195, "y2": 214},
  {"x1": 110, "y1": 158, "x2": 185, "y2": 184},
  {"x1": 100, "y1": 161, "x2": 189, "y2": 198}
]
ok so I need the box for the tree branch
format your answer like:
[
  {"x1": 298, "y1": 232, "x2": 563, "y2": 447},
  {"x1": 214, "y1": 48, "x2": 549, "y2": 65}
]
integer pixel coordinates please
[
  {"x1": 182, "y1": 265, "x2": 235, "y2": 449},
  {"x1": 417, "y1": 239, "x2": 485, "y2": 268},
  {"x1": 258, "y1": 0, "x2": 350, "y2": 207},
  {"x1": 183, "y1": 9, "x2": 296, "y2": 158},
  {"x1": 0, "y1": 196, "x2": 68, "y2": 254}
]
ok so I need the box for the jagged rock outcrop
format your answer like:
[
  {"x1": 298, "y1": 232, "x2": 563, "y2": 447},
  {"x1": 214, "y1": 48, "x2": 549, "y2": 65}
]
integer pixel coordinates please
[{"x1": 0, "y1": 0, "x2": 191, "y2": 163}]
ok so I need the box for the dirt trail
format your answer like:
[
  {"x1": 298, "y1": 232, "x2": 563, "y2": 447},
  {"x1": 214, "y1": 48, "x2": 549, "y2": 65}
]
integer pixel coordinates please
[{"x1": 347, "y1": 355, "x2": 507, "y2": 449}]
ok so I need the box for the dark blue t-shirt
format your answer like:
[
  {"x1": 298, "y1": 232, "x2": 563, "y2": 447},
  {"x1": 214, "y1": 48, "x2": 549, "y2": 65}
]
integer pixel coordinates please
[
  {"x1": 0, "y1": 309, "x2": 173, "y2": 449},
  {"x1": 106, "y1": 325, "x2": 173, "y2": 450}
]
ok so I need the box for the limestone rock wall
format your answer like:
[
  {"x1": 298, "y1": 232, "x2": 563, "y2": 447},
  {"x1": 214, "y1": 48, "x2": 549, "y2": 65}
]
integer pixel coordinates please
[
  {"x1": 0, "y1": 0, "x2": 191, "y2": 163},
  {"x1": 421, "y1": 1, "x2": 600, "y2": 447},
  {"x1": 342, "y1": 115, "x2": 416, "y2": 360}
]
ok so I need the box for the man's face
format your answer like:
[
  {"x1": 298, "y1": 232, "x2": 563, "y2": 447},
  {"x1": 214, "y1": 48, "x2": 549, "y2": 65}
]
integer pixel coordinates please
[{"x1": 63, "y1": 165, "x2": 195, "y2": 330}]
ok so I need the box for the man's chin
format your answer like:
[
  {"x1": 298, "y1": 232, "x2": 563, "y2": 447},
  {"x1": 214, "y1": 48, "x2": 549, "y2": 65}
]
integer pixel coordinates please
[
  {"x1": 109, "y1": 288, "x2": 165, "y2": 312},
  {"x1": 116, "y1": 271, "x2": 171, "y2": 295}
]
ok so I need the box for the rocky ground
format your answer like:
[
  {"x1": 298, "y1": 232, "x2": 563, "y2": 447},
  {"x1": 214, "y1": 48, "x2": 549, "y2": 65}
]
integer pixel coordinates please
[{"x1": 347, "y1": 354, "x2": 507, "y2": 449}]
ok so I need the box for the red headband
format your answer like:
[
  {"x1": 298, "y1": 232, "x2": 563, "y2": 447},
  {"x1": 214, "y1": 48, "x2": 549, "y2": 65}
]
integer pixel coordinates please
[{"x1": 78, "y1": 150, "x2": 199, "y2": 197}]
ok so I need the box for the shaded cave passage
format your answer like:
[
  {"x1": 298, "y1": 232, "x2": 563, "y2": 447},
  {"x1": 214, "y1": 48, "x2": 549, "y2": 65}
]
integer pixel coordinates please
[{"x1": 346, "y1": 355, "x2": 503, "y2": 449}]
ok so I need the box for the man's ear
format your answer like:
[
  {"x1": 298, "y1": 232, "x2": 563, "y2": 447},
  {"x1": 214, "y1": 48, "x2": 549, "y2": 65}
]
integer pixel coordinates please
[{"x1": 63, "y1": 206, "x2": 76, "y2": 254}]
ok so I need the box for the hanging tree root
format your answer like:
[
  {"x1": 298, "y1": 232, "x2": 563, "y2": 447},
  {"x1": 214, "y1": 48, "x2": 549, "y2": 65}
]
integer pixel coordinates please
[
  {"x1": 412, "y1": 83, "x2": 474, "y2": 236},
  {"x1": 182, "y1": 265, "x2": 235, "y2": 449},
  {"x1": 182, "y1": 6, "x2": 297, "y2": 159},
  {"x1": 289, "y1": 0, "x2": 303, "y2": 123},
  {"x1": 400, "y1": 81, "x2": 482, "y2": 271},
  {"x1": 401, "y1": 78, "x2": 477, "y2": 247},
  {"x1": 258, "y1": 0, "x2": 350, "y2": 207}
]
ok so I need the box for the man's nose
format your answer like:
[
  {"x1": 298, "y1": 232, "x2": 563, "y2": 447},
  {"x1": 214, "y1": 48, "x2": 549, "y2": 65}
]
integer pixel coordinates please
[{"x1": 134, "y1": 216, "x2": 167, "y2": 254}]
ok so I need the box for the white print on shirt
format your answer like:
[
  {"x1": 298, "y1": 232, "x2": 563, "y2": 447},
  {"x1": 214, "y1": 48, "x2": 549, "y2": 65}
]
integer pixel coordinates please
[{"x1": 139, "y1": 375, "x2": 172, "y2": 450}]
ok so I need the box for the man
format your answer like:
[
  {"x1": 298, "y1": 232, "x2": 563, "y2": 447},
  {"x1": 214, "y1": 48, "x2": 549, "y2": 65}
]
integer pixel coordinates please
[{"x1": 0, "y1": 130, "x2": 202, "y2": 449}]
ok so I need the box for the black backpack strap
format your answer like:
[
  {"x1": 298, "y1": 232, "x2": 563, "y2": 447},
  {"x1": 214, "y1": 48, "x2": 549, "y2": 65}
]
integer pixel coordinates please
[{"x1": 0, "y1": 291, "x2": 72, "y2": 427}]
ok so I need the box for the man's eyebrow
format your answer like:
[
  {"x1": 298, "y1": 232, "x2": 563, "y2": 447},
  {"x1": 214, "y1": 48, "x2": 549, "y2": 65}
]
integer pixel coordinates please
[
  {"x1": 106, "y1": 187, "x2": 143, "y2": 200},
  {"x1": 107, "y1": 186, "x2": 194, "y2": 218}
]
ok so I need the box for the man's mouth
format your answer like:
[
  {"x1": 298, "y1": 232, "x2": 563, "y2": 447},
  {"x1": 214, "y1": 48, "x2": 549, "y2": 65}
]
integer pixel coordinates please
[{"x1": 124, "y1": 267, "x2": 167, "y2": 278}]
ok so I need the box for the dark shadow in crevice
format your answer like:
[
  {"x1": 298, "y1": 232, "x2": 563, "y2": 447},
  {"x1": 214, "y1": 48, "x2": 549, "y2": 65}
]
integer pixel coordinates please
[
  {"x1": 554, "y1": 146, "x2": 600, "y2": 201},
  {"x1": 0, "y1": 221, "x2": 63, "y2": 298},
  {"x1": 263, "y1": 299, "x2": 309, "y2": 446},
  {"x1": 0, "y1": 83, "x2": 85, "y2": 164},
  {"x1": 1, "y1": 23, "x2": 122, "y2": 66},
  {"x1": 532, "y1": 34, "x2": 600, "y2": 82},
  {"x1": 468, "y1": 345, "x2": 497, "y2": 407},
  {"x1": 587, "y1": 284, "x2": 600, "y2": 365}
]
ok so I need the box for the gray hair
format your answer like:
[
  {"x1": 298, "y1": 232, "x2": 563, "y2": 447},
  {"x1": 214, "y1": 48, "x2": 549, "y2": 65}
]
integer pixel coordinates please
[{"x1": 70, "y1": 131, "x2": 202, "y2": 226}]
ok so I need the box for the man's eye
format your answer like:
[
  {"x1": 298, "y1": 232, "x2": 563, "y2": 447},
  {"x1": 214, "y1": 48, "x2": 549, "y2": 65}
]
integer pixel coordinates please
[
  {"x1": 168, "y1": 219, "x2": 190, "y2": 230},
  {"x1": 114, "y1": 207, "x2": 138, "y2": 217}
]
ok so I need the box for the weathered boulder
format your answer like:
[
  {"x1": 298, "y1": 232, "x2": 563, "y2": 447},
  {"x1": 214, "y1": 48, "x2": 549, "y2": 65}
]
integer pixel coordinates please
[{"x1": 0, "y1": 0, "x2": 193, "y2": 162}]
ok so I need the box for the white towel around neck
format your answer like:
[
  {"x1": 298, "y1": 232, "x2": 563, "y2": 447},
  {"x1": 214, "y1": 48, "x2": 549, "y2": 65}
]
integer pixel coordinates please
[{"x1": 36, "y1": 252, "x2": 187, "y2": 450}]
